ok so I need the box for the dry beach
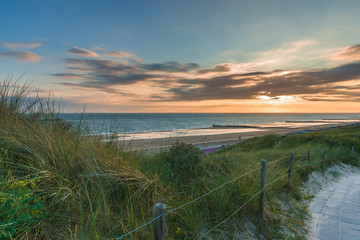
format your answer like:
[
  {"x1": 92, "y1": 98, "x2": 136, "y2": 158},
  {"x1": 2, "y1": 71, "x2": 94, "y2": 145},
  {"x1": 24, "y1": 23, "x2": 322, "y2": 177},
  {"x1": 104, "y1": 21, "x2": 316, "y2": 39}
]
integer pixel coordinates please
[{"x1": 113, "y1": 119, "x2": 360, "y2": 151}]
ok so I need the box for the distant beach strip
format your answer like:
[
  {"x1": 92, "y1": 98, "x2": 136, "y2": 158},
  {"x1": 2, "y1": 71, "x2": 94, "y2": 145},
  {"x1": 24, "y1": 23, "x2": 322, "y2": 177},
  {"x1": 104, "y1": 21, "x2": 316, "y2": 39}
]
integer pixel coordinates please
[{"x1": 112, "y1": 119, "x2": 360, "y2": 152}]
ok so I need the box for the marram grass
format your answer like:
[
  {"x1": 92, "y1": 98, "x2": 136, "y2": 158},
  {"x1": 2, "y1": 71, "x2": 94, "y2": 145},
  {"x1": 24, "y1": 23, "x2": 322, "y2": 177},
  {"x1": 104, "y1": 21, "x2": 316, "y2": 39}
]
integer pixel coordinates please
[{"x1": 0, "y1": 81, "x2": 152, "y2": 239}]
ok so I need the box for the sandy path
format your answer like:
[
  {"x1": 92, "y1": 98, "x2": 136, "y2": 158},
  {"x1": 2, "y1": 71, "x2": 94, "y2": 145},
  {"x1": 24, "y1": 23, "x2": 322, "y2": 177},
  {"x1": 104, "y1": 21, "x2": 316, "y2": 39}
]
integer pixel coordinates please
[{"x1": 308, "y1": 167, "x2": 360, "y2": 239}]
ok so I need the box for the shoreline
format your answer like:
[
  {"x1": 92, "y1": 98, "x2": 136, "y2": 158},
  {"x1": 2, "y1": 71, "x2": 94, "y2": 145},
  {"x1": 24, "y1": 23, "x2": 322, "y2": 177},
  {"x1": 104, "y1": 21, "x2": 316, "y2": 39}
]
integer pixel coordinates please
[{"x1": 112, "y1": 120, "x2": 360, "y2": 151}]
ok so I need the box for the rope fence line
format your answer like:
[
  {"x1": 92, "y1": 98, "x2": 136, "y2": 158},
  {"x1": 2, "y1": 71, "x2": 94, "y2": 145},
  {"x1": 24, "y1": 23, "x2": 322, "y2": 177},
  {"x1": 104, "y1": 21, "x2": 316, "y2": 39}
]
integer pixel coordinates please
[
  {"x1": 116, "y1": 164, "x2": 265, "y2": 240},
  {"x1": 117, "y1": 153, "x2": 309, "y2": 239},
  {"x1": 198, "y1": 167, "x2": 304, "y2": 239},
  {"x1": 167, "y1": 165, "x2": 262, "y2": 213},
  {"x1": 172, "y1": 152, "x2": 305, "y2": 213},
  {"x1": 116, "y1": 154, "x2": 297, "y2": 239},
  {"x1": 116, "y1": 146, "x2": 356, "y2": 239},
  {"x1": 199, "y1": 164, "x2": 311, "y2": 239},
  {"x1": 266, "y1": 166, "x2": 303, "y2": 187},
  {"x1": 197, "y1": 189, "x2": 263, "y2": 239},
  {"x1": 265, "y1": 155, "x2": 290, "y2": 166},
  {"x1": 169, "y1": 162, "x2": 287, "y2": 211}
]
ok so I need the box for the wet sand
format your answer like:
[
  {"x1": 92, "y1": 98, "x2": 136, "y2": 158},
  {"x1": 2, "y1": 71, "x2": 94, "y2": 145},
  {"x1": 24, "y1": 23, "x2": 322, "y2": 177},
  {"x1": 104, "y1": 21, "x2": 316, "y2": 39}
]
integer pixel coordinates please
[{"x1": 113, "y1": 120, "x2": 360, "y2": 151}]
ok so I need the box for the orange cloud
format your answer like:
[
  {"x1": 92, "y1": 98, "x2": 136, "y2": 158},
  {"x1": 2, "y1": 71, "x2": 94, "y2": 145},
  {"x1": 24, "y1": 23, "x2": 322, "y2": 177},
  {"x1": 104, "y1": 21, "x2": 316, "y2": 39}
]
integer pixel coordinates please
[{"x1": 333, "y1": 44, "x2": 360, "y2": 62}]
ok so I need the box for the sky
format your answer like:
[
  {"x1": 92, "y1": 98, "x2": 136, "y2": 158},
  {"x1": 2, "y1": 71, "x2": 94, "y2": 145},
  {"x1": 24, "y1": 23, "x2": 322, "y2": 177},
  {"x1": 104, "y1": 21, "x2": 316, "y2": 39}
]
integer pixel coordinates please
[{"x1": 0, "y1": 0, "x2": 360, "y2": 113}]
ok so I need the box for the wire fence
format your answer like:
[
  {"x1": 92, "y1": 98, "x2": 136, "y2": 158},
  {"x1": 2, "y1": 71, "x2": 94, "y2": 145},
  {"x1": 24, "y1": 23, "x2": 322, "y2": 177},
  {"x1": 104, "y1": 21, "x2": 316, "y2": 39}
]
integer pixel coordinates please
[
  {"x1": 198, "y1": 165, "x2": 311, "y2": 239},
  {"x1": 116, "y1": 146, "x2": 355, "y2": 239}
]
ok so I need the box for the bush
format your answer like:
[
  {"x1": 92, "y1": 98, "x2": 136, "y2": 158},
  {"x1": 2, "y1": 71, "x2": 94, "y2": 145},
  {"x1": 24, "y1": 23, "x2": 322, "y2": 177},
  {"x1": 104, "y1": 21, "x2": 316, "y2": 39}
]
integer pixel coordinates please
[
  {"x1": 161, "y1": 142, "x2": 203, "y2": 180},
  {"x1": 0, "y1": 173, "x2": 46, "y2": 238}
]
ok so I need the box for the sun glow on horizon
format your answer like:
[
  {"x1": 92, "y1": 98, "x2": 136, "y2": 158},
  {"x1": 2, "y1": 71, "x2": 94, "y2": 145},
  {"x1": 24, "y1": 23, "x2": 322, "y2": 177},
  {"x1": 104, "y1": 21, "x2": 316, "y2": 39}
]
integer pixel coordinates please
[{"x1": 256, "y1": 95, "x2": 300, "y2": 105}]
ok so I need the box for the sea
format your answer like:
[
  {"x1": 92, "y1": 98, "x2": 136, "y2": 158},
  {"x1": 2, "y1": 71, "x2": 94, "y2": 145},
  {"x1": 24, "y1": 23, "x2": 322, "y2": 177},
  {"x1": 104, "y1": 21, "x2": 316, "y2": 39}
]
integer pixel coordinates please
[{"x1": 58, "y1": 113, "x2": 360, "y2": 135}]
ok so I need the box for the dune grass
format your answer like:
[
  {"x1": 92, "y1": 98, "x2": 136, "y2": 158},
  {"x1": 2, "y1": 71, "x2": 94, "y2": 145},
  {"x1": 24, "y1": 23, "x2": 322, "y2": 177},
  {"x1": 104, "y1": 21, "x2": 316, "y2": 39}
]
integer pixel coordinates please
[
  {"x1": 0, "y1": 80, "x2": 359, "y2": 239},
  {"x1": 0, "y1": 81, "x2": 153, "y2": 239}
]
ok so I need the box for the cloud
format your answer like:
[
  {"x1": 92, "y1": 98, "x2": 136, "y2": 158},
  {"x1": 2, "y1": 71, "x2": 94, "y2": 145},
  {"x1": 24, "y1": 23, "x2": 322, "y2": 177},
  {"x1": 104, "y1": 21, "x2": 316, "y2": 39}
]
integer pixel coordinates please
[
  {"x1": 53, "y1": 56, "x2": 199, "y2": 89},
  {"x1": 137, "y1": 61, "x2": 199, "y2": 72},
  {"x1": 64, "y1": 58, "x2": 135, "y2": 72},
  {"x1": 0, "y1": 50, "x2": 41, "y2": 62},
  {"x1": 67, "y1": 47, "x2": 99, "y2": 58},
  {"x1": 197, "y1": 64, "x2": 231, "y2": 74},
  {"x1": 164, "y1": 62, "x2": 360, "y2": 102},
  {"x1": 51, "y1": 73, "x2": 84, "y2": 79},
  {"x1": 2, "y1": 42, "x2": 43, "y2": 49},
  {"x1": 246, "y1": 40, "x2": 324, "y2": 71},
  {"x1": 334, "y1": 44, "x2": 360, "y2": 62},
  {"x1": 54, "y1": 44, "x2": 360, "y2": 103},
  {"x1": 103, "y1": 51, "x2": 136, "y2": 59},
  {"x1": 53, "y1": 57, "x2": 161, "y2": 86}
]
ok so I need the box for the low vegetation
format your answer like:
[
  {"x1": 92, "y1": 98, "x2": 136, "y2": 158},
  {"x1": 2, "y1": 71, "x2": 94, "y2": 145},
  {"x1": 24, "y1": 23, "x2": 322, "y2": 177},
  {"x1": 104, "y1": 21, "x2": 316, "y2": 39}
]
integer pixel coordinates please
[{"x1": 0, "y1": 80, "x2": 359, "y2": 239}]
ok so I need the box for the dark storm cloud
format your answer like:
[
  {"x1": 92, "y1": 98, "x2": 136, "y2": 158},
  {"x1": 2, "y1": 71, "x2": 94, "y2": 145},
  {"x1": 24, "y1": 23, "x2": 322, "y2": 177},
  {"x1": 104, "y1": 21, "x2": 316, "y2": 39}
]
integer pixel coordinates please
[{"x1": 137, "y1": 61, "x2": 199, "y2": 72}]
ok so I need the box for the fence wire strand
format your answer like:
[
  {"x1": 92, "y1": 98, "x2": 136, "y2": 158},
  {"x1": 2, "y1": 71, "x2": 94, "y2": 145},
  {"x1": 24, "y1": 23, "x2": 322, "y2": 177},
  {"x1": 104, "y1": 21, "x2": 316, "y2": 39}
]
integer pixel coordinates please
[
  {"x1": 167, "y1": 166, "x2": 261, "y2": 213},
  {"x1": 116, "y1": 154, "x2": 308, "y2": 239},
  {"x1": 115, "y1": 164, "x2": 264, "y2": 239},
  {"x1": 198, "y1": 165, "x2": 307, "y2": 239},
  {"x1": 116, "y1": 149, "x2": 350, "y2": 239}
]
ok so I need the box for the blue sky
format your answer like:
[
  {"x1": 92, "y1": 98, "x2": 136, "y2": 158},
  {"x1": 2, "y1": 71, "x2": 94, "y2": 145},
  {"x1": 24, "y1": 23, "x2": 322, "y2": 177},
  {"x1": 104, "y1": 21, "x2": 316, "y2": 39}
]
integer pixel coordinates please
[{"x1": 1, "y1": 0, "x2": 360, "y2": 112}]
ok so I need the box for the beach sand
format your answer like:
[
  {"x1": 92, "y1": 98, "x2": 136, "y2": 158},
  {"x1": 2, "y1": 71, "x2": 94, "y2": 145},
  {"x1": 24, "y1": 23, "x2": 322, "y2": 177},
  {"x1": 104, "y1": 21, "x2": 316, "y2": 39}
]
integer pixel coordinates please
[{"x1": 112, "y1": 119, "x2": 360, "y2": 151}]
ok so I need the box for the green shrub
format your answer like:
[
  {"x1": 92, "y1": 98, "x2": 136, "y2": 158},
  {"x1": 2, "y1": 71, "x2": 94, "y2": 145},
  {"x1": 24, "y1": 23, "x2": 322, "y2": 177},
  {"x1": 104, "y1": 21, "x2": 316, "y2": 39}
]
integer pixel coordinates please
[
  {"x1": 0, "y1": 173, "x2": 46, "y2": 238},
  {"x1": 161, "y1": 142, "x2": 203, "y2": 180}
]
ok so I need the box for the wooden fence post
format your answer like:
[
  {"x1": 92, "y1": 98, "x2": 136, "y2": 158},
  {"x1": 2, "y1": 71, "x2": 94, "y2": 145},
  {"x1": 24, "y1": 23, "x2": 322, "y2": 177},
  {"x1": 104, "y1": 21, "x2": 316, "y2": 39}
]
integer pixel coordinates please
[
  {"x1": 306, "y1": 150, "x2": 310, "y2": 171},
  {"x1": 288, "y1": 152, "x2": 294, "y2": 190},
  {"x1": 321, "y1": 148, "x2": 325, "y2": 175},
  {"x1": 259, "y1": 159, "x2": 267, "y2": 219},
  {"x1": 154, "y1": 203, "x2": 166, "y2": 240},
  {"x1": 337, "y1": 147, "x2": 341, "y2": 161}
]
